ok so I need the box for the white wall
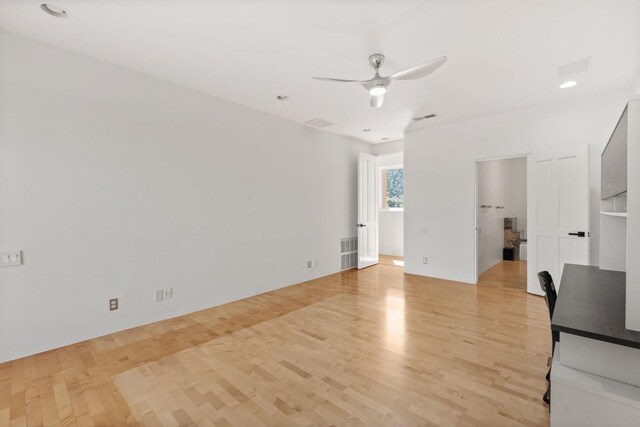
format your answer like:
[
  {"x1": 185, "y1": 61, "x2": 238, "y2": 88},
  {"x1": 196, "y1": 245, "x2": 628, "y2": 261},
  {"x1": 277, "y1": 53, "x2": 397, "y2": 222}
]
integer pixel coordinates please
[
  {"x1": 379, "y1": 211, "x2": 404, "y2": 256},
  {"x1": 378, "y1": 152, "x2": 404, "y2": 256},
  {"x1": 600, "y1": 214, "x2": 627, "y2": 271},
  {"x1": 0, "y1": 32, "x2": 371, "y2": 363},
  {"x1": 477, "y1": 157, "x2": 527, "y2": 275},
  {"x1": 372, "y1": 140, "x2": 404, "y2": 156},
  {"x1": 633, "y1": 74, "x2": 640, "y2": 96},
  {"x1": 405, "y1": 90, "x2": 630, "y2": 284}
]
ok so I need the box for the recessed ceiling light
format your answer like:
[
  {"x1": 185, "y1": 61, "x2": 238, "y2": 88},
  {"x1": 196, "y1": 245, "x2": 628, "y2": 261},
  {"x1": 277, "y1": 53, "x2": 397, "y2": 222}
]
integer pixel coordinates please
[
  {"x1": 276, "y1": 95, "x2": 288, "y2": 101},
  {"x1": 381, "y1": 138, "x2": 390, "y2": 141},
  {"x1": 41, "y1": 4, "x2": 69, "y2": 18},
  {"x1": 559, "y1": 80, "x2": 578, "y2": 89},
  {"x1": 363, "y1": 128, "x2": 371, "y2": 132}
]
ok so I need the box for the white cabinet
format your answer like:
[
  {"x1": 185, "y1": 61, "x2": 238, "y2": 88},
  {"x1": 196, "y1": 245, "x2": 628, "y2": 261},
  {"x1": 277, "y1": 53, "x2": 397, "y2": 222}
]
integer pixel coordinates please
[
  {"x1": 601, "y1": 107, "x2": 628, "y2": 200},
  {"x1": 551, "y1": 343, "x2": 640, "y2": 427},
  {"x1": 627, "y1": 99, "x2": 640, "y2": 331},
  {"x1": 599, "y1": 100, "x2": 638, "y2": 276}
]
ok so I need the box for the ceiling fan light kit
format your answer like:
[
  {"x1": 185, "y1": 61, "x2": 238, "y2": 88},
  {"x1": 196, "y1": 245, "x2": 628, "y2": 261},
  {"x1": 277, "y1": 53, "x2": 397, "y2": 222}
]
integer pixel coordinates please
[
  {"x1": 369, "y1": 85, "x2": 387, "y2": 96},
  {"x1": 313, "y1": 53, "x2": 447, "y2": 108}
]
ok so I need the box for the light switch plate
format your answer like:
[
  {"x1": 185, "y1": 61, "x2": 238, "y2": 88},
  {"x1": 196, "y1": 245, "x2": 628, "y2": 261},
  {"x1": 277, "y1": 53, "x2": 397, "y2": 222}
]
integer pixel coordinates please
[{"x1": 0, "y1": 251, "x2": 22, "y2": 267}]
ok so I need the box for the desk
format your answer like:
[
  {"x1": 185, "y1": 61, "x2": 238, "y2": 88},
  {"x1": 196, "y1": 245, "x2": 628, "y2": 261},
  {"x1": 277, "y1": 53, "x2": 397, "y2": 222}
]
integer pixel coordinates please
[
  {"x1": 550, "y1": 264, "x2": 640, "y2": 427},
  {"x1": 552, "y1": 264, "x2": 639, "y2": 348}
]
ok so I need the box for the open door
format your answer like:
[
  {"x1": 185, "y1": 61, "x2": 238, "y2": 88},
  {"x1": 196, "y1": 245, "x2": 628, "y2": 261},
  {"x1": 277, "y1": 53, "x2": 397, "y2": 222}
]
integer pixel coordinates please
[
  {"x1": 527, "y1": 145, "x2": 589, "y2": 294},
  {"x1": 357, "y1": 152, "x2": 379, "y2": 269}
]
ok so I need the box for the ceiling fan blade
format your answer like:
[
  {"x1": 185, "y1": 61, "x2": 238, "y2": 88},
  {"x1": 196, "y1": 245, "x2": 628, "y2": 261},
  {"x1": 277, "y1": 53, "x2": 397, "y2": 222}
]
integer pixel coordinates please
[
  {"x1": 370, "y1": 94, "x2": 384, "y2": 108},
  {"x1": 313, "y1": 76, "x2": 365, "y2": 83},
  {"x1": 388, "y1": 56, "x2": 447, "y2": 81}
]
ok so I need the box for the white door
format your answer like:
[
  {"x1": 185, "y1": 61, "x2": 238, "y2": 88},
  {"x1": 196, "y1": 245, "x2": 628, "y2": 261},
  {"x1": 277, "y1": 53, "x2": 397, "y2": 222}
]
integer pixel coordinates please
[
  {"x1": 527, "y1": 145, "x2": 589, "y2": 294},
  {"x1": 358, "y1": 152, "x2": 379, "y2": 269}
]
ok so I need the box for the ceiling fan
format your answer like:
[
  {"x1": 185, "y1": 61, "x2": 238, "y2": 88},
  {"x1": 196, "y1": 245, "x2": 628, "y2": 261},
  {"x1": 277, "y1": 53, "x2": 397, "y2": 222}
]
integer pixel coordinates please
[{"x1": 313, "y1": 54, "x2": 447, "y2": 108}]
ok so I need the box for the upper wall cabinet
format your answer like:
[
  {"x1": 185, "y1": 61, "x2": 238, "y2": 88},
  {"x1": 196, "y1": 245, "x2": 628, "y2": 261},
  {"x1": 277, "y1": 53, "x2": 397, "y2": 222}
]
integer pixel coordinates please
[
  {"x1": 626, "y1": 98, "x2": 640, "y2": 331},
  {"x1": 602, "y1": 107, "x2": 628, "y2": 200}
]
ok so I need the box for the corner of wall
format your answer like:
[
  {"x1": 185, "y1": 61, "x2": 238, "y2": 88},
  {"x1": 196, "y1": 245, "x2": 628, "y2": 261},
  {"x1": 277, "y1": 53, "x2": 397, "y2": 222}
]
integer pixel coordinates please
[
  {"x1": 632, "y1": 74, "x2": 640, "y2": 97},
  {"x1": 372, "y1": 139, "x2": 404, "y2": 157}
]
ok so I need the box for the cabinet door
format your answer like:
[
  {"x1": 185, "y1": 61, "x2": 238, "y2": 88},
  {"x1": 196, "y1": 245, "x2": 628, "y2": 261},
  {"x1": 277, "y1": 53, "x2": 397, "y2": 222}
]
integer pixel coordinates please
[{"x1": 601, "y1": 107, "x2": 628, "y2": 200}]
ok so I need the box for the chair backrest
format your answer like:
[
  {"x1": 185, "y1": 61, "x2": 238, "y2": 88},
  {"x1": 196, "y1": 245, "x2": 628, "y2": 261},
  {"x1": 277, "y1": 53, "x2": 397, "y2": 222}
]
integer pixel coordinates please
[{"x1": 537, "y1": 271, "x2": 557, "y2": 319}]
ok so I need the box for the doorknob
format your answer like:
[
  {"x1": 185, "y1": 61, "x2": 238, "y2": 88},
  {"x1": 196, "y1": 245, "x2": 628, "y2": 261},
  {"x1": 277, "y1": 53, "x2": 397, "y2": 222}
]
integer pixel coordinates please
[
  {"x1": 356, "y1": 224, "x2": 367, "y2": 228},
  {"x1": 568, "y1": 231, "x2": 588, "y2": 237}
]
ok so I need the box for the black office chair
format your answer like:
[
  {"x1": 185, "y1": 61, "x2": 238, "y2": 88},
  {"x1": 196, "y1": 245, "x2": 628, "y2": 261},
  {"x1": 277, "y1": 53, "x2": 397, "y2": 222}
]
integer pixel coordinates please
[{"x1": 538, "y1": 271, "x2": 559, "y2": 405}]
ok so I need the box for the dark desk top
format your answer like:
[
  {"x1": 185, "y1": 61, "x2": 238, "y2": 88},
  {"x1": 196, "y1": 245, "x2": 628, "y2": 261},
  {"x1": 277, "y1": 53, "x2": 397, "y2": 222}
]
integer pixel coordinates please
[{"x1": 552, "y1": 264, "x2": 640, "y2": 349}]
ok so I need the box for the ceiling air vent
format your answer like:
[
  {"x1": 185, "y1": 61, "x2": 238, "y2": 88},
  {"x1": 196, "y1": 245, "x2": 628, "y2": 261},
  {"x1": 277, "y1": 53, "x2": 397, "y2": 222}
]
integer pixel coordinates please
[
  {"x1": 558, "y1": 58, "x2": 590, "y2": 77},
  {"x1": 305, "y1": 118, "x2": 334, "y2": 128},
  {"x1": 412, "y1": 113, "x2": 438, "y2": 122}
]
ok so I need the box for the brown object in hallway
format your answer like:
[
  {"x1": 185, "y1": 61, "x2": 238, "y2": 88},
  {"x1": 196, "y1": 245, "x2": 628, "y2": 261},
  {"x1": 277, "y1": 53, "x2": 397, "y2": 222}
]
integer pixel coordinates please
[
  {"x1": 504, "y1": 229, "x2": 521, "y2": 248},
  {"x1": 504, "y1": 218, "x2": 522, "y2": 260},
  {"x1": 0, "y1": 264, "x2": 549, "y2": 426}
]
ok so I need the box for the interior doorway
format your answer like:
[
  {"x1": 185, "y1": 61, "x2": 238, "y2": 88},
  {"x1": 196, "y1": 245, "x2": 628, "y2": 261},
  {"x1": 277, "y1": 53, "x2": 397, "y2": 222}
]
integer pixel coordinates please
[
  {"x1": 476, "y1": 156, "x2": 528, "y2": 290},
  {"x1": 378, "y1": 152, "x2": 404, "y2": 268}
]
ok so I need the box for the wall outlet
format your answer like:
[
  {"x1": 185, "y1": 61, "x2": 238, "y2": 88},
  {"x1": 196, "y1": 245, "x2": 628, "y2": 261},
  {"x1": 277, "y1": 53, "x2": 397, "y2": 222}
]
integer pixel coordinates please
[
  {"x1": 155, "y1": 288, "x2": 173, "y2": 302},
  {"x1": 155, "y1": 290, "x2": 164, "y2": 302},
  {"x1": 109, "y1": 298, "x2": 119, "y2": 311},
  {"x1": 307, "y1": 260, "x2": 313, "y2": 268},
  {"x1": 307, "y1": 260, "x2": 318, "y2": 269},
  {"x1": 0, "y1": 250, "x2": 22, "y2": 267},
  {"x1": 422, "y1": 257, "x2": 428, "y2": 265}
]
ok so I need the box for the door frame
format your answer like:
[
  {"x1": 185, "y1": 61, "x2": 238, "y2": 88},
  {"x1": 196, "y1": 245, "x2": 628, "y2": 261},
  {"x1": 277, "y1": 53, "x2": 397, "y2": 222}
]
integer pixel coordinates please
[
  {"x1": 377, "y1": 152, "x2": 405, "y2": 264},
  {"x1": 474, "y1": 153, "x2": 534, "y2": 293}
]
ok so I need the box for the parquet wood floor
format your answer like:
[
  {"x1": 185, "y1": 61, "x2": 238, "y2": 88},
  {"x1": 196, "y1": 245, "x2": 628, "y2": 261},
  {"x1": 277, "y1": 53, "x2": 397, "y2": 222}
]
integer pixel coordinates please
[{"x1": 1, "y1": 263, "x2": 550, "y2": 426}]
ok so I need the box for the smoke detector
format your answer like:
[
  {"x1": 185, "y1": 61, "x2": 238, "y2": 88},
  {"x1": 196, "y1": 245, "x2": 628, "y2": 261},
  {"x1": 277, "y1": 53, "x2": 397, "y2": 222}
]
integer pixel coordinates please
[{"x1": 41, "y1": 4, "x2": 69, "y2": 18}]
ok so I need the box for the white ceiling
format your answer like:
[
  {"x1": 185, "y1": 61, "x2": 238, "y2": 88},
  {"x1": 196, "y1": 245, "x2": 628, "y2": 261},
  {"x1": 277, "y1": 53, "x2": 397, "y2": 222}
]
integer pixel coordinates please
[{"x1": 1, "y1": 0, "x2": 639, "y2": 143}]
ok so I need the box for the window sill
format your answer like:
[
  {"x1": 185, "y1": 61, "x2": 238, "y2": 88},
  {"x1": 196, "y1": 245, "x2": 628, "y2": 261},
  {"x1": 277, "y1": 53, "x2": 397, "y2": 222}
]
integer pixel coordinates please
[{"x1": 380, "y1": 208, "x2": 404, "y2": 212}]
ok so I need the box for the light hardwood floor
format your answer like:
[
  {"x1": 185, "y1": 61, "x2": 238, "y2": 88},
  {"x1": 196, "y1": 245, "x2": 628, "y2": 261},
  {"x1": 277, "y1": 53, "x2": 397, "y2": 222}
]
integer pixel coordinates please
[
  {"x1": 379, "y1": 254, "x2": 404, "y2": 267},
  {"x1": 1, "y1": 263, "x2": 551, "y2": 426},
  {"x1": 478, "y1": 261, "x2": 528, "y2": 291}
]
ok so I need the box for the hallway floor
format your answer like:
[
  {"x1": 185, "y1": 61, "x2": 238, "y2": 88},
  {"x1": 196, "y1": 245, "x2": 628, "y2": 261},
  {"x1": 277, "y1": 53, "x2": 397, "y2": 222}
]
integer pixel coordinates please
[{"x1": 479, "y1": 260, "x2": 528, "y2": 290}]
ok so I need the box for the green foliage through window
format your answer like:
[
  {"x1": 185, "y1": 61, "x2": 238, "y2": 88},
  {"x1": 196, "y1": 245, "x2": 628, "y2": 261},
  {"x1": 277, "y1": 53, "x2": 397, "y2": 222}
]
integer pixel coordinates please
[{"x1": 385, "y1": 169, "x2": 404, "y2": 208}]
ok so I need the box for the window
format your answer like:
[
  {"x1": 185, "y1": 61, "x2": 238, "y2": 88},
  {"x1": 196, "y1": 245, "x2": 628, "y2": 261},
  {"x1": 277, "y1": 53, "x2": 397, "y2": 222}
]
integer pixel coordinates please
[{"x1": 381, "y1": 168, "x2": 404, "y2": 209}]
